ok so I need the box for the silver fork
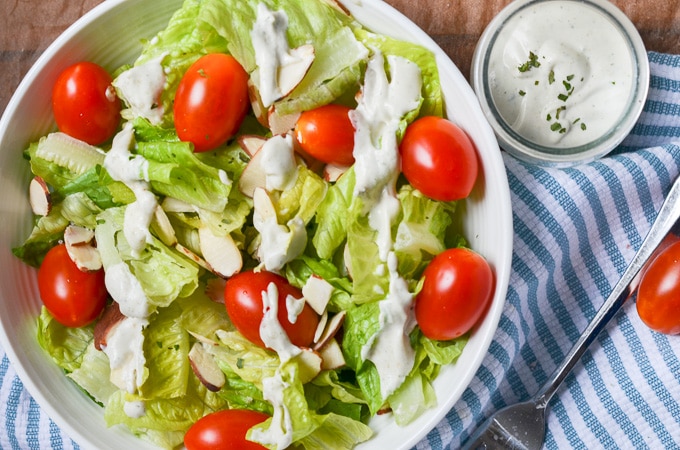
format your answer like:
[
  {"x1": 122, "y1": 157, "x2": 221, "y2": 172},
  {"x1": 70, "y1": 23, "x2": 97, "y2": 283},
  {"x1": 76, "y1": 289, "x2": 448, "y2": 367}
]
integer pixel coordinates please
[{"x1": 460, "y1": 174, "x2": 680, "y2": 450}]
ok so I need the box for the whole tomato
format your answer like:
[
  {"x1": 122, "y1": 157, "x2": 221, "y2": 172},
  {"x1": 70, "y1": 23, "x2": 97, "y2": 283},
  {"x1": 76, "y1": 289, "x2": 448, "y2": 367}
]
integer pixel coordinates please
[
  {"x1": 415, "y1": 247, "x2": 494, "y2": 340},
  {"x1": 294, "y1": 104, "x2": 355, "y2": 166},
  {"x1": 37, "y1": 244, "x2": 107, "y2": 327},
  {"x1": 174, "y1": 53, "x2": 249, "y2": 152},
  {"x1": 637, "y1": 239, "x2": 680, "y2": 334},
  {"x1": 52, "y1": 61, "x2": 121, "y2": 145},
  {"x1": 224, "y1": 270, "x2": 319, "y2": 348},
  {"x1": 184, "y1": 409, "x2": 269, "y2": 450},
  {"x1": 399, "y1": 116, "x2": 478, "y2": 202}
]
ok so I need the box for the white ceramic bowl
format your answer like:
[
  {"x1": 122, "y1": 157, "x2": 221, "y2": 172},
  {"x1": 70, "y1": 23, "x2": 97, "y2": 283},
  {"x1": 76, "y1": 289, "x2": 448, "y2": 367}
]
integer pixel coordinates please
[{"x1": 0, "y1": 0, "x2": 513, "y2": 449}]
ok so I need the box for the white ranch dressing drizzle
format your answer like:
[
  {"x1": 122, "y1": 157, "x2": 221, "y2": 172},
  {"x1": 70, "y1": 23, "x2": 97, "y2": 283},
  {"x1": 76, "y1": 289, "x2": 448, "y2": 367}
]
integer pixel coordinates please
[
  {"x1": 348, "y1": 50, "x2": 421, "y2": 399},
  {"x1": 252, "y1": 192, "x2": 307, "y2": 272},
  {"x1": 113, "y1": 54, "x2": 167, "y2": 125},
  {"x1": 123, "y1": 400, "x2": 147, "y2": 419},
  {"x1": 250, "y1": 3, "x2": 313, "y2": 108},
  {"x1": 260, "y1": 133, "x2": 299, "y2": 191},
  {"x1": 252, "y1": 282, "x2": 301, "y2": 449},
  {"x1": 487, "y1": 1, "x2": 633, "y2": 148},
  {"x1": 104, "y1": 262, "x2": 150, "y2": 319},
  {"x1": 103, "y1": 123, "x2": 158, "y2": 257},
  {"x1": 100, "y1": 316, "x2": 148, "y2": 395},
  {"x1": 361, "y1": 252, "x2": 416, "y2": 399},
  {"x1": 259, "y1": 282, "x2": 302, "y2": 364},
  {"x1": 249, "y1": 369, "x2": 294, "y2": 449}
]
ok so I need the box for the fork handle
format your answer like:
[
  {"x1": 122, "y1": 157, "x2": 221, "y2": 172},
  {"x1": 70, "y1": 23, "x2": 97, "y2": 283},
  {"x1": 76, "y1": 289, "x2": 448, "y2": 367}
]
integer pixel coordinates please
[{"x1": 534, "y1": 175, "x2": 680, "y2": 407}]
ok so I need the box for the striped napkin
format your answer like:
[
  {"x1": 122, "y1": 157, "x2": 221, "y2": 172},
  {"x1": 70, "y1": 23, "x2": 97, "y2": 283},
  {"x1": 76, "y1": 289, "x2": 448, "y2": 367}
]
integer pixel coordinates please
[{"x1": 2, "y1": 51, "x2": 680, "y2": 450}]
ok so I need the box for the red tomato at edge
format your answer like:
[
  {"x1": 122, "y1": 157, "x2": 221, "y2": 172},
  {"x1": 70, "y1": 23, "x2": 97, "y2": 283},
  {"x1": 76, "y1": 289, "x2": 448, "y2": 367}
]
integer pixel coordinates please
[
  {"x1": 52, "y1": 62, "x2": 121, "y2": 145},
  {"x1": 415, "y1": 247, "x2": 494, "y2": 340},
  {"x1": 37, "y1": 244, "x2": 107, "y2": 328},
  {"x1": 637, "y1": 239, "x2": 680, "y2": 334},
  {"x1": 294, "y1": 104, "x2": 356, "y2": 166},
  {"x1": 399, "y1": 116, "x2": 478, "y2": 202},
  {"x1": 184, "y1": 409, "x2": 269, "y2": 450},
  {"x1": 174, "y1": 53, "x2": 249, "y2": 152},
  {"x1": 224, "y1": 270, "x2": 319, "y2": 348}
]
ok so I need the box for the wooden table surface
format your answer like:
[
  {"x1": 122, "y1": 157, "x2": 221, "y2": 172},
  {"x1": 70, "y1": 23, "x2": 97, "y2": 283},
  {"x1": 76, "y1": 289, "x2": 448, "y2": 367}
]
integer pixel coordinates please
[{"x1": 1, "y1": 0, "x2": 679, "y2": 117}]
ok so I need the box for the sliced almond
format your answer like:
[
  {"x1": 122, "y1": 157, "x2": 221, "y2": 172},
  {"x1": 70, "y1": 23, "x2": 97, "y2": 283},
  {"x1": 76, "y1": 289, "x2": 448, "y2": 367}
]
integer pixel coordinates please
[
  {"x1": 188, "y1": 342, "x2": 226, "y2": 392},
  {"x1": 293, "y1": 347, "x2": 323, "y2": 383},
  {"x1": 252, "y1": 187, "x2": 277, "y2": 222},
  {"x1": 94, "y1": 302, "x2": 125, "y2": 351},
  {"x1": 302, "y1": 275, "x2": 334, "y2": 315},
  {"x1": 323, "y1": 163, "x2": 350, "y2": 182},
  {"x1": 278, "y1": 44, "x2": 315, "y2": 100},
  {"x1": 313, "y1": 311, "x2": 329, "y2": 344},
  {"x1": 268, "y1": 107, "x2": 301, "y2": 136},
  {"x1": 175, "y1": 243, "x2": 211, "y2": 271},
  {"x1": 313, "y1": 310, "x2": 346, "y2": 351},
  {"x1": 248, "y1": 79, "x2": 269, "y2": 129},
  {"x1": 237, "y1": 134, "x2": 267, "y2": 157},
  {"x1": 151, "y1": 205, "x2": 177, "y2": 247},
  {"x1": 29, "y1": 176, "x2": 52, "y2": 216},
  {"x1": 64, "y1": 224, "x2": 102, "y2": 272},
  {"x1": 318, "y1": 338, "x2": 346, "y2": 370},
  {"x1": 237, "y1": 147, "x2": 267, "y2": 198},
  {"x1": 198, "y1": 227, "x2": 243, "y2": 278}
]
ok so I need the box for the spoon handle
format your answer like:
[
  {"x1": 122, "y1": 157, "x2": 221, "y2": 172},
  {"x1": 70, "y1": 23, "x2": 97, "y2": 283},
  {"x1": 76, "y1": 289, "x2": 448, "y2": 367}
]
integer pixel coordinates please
[{"x1": 534, "y1": 175, "x2": 680, "y2": 407}]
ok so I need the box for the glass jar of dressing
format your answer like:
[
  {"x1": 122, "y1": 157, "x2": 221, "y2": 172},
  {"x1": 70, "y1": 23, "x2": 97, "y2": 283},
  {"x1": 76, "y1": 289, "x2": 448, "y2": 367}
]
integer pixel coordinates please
[{"x1": 471, "y1": 0, "x2": 649, "y2": 166}]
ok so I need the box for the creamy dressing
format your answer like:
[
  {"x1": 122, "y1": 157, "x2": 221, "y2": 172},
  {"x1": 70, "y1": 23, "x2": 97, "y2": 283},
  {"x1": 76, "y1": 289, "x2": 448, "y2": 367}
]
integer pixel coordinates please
[
  {"x1": 285, "y1": 293, "x2": 305, "y2": 324},
  {"x1": 253, "y1": 194, "x2": 307, "y2": 271},
  {"x1": 250, "y1": 3, "x2": 314, "y2": 108},
  {"x1": 487, "y1": 0, "x2": 634, "y2": 148},
  {"x1": 113, "y1": 54, "x2": 167, "y2": 125},
  {"x1": 100, "y1": 316, "x2": 148, "y2": 394},
  {"x1": 104, "y1": 124, "x2": 158, "y2": 257},
  {"x1": 259, "y1": 282, "x2": 302, "y2": 364},
  {"x1": 104, "y1": 262, "x2": 150, "y2": 319},
  {"x1": 360, "y1": 252, "x2": 416, "y2": 399},
  {"x1": 260, "y1": 134, "x2": 299, "y2": 191},
  {"x1": 249, "y1": 369, "x2": 294, "y2": 449},
  {"x1": 348, "y1": 51, "x2": 422, "y2": 398},
  {"x1": 253, "y1": 283, "x2": 300, "y2": 449},
  {"x1": 351, "y1": 51, "x2": 422, "y2": 199},
  {"x1": 123, "y1": 400, "x2": 146, "y2": 419}
]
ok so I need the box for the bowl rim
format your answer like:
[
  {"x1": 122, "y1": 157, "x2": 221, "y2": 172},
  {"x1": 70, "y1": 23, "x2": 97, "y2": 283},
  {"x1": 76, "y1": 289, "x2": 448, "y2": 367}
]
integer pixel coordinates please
[
  {"x1": 0, "y1": 0, "x2": 513, "y2": 449},
  {"x1": 470, "y1": 0, "x2": 650, "y2": 167}
]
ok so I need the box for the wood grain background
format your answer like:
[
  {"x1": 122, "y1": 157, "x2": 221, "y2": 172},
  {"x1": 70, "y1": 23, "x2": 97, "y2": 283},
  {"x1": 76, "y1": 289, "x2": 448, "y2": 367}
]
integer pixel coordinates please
[{"x1": 1, "y1": 0, "x2": 679, "y2": 116}]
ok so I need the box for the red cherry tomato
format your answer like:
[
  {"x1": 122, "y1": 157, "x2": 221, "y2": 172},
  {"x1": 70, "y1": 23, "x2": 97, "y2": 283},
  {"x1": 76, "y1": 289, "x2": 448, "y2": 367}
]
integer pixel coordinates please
[
  {"x1": 224, "y1": 270, "x2": 319, "y2": 348},
  {"x1": 637, "y1": 239, "x2": 680, "y2": 334},
  {"x1": 415, "y1": 247, "x2": 493, "y2": 340},
  {"x1": 399, "y1": 116, "x2": 478, "y2": 201},
  {"x1": 174, "y1": 53, "x2": 249, "y2": 152},
  {"x1": 37, "y1": 244, "x2": 107, "y2": 327},
  {"x1": 294, "y1": 104, "x2": 355, "y2": 166},
  {"x1": 184, "y1": 409, "x2": 269, "y2": 450},
  {"x1": 51, "y1": 62, "x2": 121, "y2": 145}
]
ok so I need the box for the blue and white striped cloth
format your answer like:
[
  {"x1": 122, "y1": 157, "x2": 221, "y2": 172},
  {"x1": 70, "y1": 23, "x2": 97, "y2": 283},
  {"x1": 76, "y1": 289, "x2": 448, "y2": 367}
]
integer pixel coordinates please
[{"x1": 2, "y1": 51, "x2": 680, "y2": 449}]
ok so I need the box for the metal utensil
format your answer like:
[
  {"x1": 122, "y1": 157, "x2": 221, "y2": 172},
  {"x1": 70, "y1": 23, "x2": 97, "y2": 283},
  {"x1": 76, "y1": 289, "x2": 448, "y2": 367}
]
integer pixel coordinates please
[{"x1": 461, "y1": 174, "x2": 680, "y2": 450}]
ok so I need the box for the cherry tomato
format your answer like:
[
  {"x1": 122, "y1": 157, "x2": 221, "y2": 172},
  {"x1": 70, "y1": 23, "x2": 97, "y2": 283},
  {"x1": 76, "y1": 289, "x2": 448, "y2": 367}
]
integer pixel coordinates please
[
  {"x1": 637, "y1": 239, "x2": 680, "y2": 334},
  {"x1": 415, "y1": 247, "x2": 493, "y2": 340},
  {"x1": 184, "y1": 409, "x2": 269, "y2": 450},
  {"x1": 294, "y1": 104, "x2": 355, "y2": 166},
  {"x1": 174, "y1": 53, "x2": 249, "y2": 152},
  {"x1": 224, "y1": 270, "x2": 319, "y2": 348},
  {"x1": 399, "y1": 116, "x2": 478, "y2": 202},
  {"x1": 52, "y1": 62, "x2": 121, "y2": 145},
  {"x1": 37, "y1": 244, "x2": 107, "y2": 327}
]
